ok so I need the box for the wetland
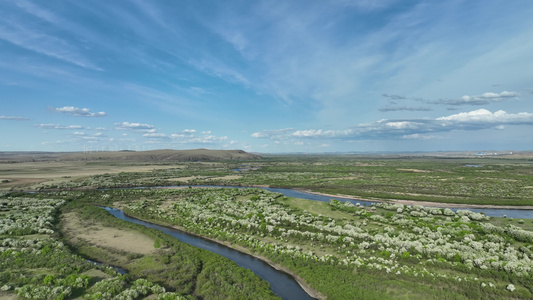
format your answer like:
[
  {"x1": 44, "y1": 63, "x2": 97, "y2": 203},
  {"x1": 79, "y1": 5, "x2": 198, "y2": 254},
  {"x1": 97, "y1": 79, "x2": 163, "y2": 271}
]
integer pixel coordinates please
[{"x1": 1, "y1": 151, "x2": 533, "y2": 299}]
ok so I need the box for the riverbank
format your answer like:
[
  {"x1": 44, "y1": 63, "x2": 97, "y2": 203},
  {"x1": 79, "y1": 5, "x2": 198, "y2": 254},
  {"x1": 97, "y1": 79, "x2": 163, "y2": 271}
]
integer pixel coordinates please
[
  {"x1": 118, "y1": 208, "x2": 325, "y2": 300},
  {"x1": 298, "y1": 189, "x2": 533, "y2": 210},
  {"x1": 93, "y1": 187, "x2": 533, "y2": 299},
  {"x1": 160, "y1": 185, "x2": 533, "y2": 210}
]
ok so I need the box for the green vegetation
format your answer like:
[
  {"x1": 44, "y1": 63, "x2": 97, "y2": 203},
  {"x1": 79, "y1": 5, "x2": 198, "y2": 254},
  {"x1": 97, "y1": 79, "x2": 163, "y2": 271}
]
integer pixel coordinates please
[
  {"x1": 2, "y1": 154, "x2": 533, "y2": 299},
  {"x1": 89, "y1": 187, "x2": 531, "y2": 299},
  {"x1": 0, "y1": 195, "x2": 279, "y2": 299},
  {"x1": 0, "y1": 196, "x2": 177, "y2": 300},
  {"x1": 33, "y1": 156, "x2": 533, "y2": 206}
]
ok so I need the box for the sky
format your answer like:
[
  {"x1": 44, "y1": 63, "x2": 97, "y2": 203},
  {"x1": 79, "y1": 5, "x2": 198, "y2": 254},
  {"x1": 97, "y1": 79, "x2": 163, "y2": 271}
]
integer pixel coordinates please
[{"x1": 1, "y1": 0, "x2": 532, "y2": 153}]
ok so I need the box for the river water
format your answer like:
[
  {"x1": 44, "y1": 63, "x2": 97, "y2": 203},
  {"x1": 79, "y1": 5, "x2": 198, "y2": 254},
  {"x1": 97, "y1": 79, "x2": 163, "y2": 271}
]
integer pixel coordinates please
[
  {"x1": 102, "y1": 207, "x2": 315, "y2": 300},
  {"x1": 261, "y1": 187, "x2": 533, "y2": 219},
  {"x1": 100, "y1": 185, "x2": 533, "y2": 299},
  {"x1": 188, "y1": 185, "x2": 533, "y2": 219}
]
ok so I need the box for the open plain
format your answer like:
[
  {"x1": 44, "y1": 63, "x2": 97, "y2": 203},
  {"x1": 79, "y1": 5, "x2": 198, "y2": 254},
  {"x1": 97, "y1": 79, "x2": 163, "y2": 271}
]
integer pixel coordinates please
[{"x1": 2, "y1": 150, "x2": 533, "y2": 299}]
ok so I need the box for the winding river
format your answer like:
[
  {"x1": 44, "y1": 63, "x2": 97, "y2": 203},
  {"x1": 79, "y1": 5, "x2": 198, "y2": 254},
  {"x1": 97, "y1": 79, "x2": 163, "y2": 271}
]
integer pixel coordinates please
[
  {"x1": 261, "y1": 187, "x2": 533, "y2": 219},
  {"x1": 100, "y1": 185, "x2": 533, "y2": 300},
  {"x1": 189, "y1": 185, "x2": 533, "y2": 219},
  {"x1": 102, "y1": 206, "x2": 315, "y2": 300}
]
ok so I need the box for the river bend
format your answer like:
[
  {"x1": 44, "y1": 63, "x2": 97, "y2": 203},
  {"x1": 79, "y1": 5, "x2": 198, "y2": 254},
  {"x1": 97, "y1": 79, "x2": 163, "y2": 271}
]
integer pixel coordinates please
[{"x1": 102, "y1": 207, "x2": 315, "y2": 300}]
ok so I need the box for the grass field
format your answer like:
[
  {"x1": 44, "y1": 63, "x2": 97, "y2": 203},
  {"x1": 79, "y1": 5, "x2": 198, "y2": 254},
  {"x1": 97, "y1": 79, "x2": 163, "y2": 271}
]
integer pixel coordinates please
[
  {"x1": 0, "y1": 161, "x2": 182, "y2": 190},
  {"x1": 1, "y1": 151, "x2": 533, "y2": 299},
  {"x1": 2, "y1": 152, "x2": 533, "y2": 206}
]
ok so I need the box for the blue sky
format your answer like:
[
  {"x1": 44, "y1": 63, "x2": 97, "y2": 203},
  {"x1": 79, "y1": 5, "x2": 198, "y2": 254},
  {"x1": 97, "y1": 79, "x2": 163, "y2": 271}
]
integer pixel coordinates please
[{"x1": 1, "y1": 0, "x2": 532, "y2": 153}]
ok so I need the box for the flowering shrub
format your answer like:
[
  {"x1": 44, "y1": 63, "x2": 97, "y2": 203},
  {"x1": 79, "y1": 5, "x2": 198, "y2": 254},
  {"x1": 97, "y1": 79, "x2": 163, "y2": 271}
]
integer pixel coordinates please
[
  {"x1": 0, "y1": 197, "x2": 64, "y2": 235},
  {"x1": 0, "y1": 196, "x2": 179, "y2": 300},
  {"x1": 121, "y1": 187, "x2": 533, "y2": 298}
]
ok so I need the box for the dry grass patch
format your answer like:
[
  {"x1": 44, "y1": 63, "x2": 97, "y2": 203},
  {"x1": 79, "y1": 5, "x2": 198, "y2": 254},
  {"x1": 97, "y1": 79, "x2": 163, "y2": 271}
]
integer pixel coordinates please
[
  {"x1": 0, "y1": 177, "x2": 46, "y2": 189},
  {"x1": 0, "y1": 292, "x2": 18, "y2": 300},
  {"x1": 166, "y1": 176, "x2": 202, "y2": 182},
  {"x1": 0, "y1": 161, "x2": 182, "y2": 190},
  {"x1": 62, "y1": 212, "x2": 157, "y2": 255},
  {"x1": 284, "y1": 197, "x2": 355, "y2": 220},
  {"x1": 397, "y1": 168, "x2": 431, "y2": 173},
  {"x1": 209, "y1": 175, "x2": 242, "y2": 180}
]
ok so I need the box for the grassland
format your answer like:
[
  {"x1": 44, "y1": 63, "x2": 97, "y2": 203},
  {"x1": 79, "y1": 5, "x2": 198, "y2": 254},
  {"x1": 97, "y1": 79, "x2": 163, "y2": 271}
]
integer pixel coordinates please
[
  {"x1": 5, "y1": 152, "x2": 530, "y2": 207},
  {"x1": 0, "y1": 194, "x2": 280, "y2": 299},
  {"x1": 1, "y1": 150, "x2": 533, "y2": 299},
  {"x1": 96, "y1": 187, "x2": 533, "y2": 299}
]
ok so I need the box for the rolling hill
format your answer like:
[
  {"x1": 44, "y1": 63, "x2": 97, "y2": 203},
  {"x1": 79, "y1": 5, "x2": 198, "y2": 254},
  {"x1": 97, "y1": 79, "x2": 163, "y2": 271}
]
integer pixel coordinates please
[{"x1": 0, "y1": 149, "x2": 261, "y2": 163}]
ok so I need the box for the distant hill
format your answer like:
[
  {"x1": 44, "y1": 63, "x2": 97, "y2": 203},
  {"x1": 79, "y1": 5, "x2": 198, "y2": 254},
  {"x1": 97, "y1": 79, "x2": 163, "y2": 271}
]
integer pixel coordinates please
[{"x1": 0, "y1": 149, "x2": 261, "y2": 163}]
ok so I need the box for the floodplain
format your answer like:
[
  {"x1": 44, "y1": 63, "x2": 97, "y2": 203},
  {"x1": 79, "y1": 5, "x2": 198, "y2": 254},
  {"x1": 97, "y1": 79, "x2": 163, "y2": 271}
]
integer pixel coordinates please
[{"x1": 1, "y1": 151, "x2": 533, "y2": 299}]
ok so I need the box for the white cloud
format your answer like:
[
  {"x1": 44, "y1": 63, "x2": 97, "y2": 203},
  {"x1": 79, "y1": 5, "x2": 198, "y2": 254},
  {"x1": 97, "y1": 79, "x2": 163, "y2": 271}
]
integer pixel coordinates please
[
  {"x1": 143, "y1": 132, "x2": 168, "y2": 139},
  {"x1": 379, "y1": 106, "x2": 431, "y2": 112},
  {"x1": 402, "y1": 134, "x2": 435, "y2": 140},
  {"x1": 0, "y1": 115, "x2": 28, "y2": 120},
  {"x1": 189, "y1": 135, "x2": 228, "y2": 144},
  {"x1": 251, "y1": 128, "x2": 294, "y2": 139},
  {"x1": 115, "y1": 122, "x2": 155, "y2": 131},
  {"x1": 252, "y1": 109, "x2": 533, "y2": 141},
  {"x1": 384, "y1": 121, "x2": 421, "y2": 129},
  {"x1": 292, "y1": 129, "x2": 327, "y2": 137},
  {"x1": 251, "y1": 132, "x2": 265, "y2": 138},
  {"x1": 169, "y1": 130, "x2": 229, "y2": 145},
  {"x1": 53, "y1": 106, "x2": 106, "y2": 117},
  {"x1": 436, "y1": 109, "x2": 533, "y2": 124},
  {"x1": 36, "y1": 123, "x2": 83, "y2": 129},
  {"x1": 430, "y1": 91, "x2": 519, "y2": 106}
]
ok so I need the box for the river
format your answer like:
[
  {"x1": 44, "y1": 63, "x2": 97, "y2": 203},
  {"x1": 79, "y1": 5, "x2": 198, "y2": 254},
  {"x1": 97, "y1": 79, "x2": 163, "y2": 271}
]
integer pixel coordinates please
[
  {"x1": 102, "y1": 206, "x2": 315, "y2": 300},
  {"x1": 260, "y1": 187, "x2": 533, "y2": 219},
  {"x1": 100, "y1": 185, "x2": 533, "y2": 299},
  {"x1": 177, "y1": 185, "x2": 533, "y2": 219}
]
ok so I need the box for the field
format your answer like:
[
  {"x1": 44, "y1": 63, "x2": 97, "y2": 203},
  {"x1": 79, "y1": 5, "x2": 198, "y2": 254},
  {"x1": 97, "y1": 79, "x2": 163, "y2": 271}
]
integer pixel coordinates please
[
  {"x1": 5, "y1": 152, "x2": 532, "y2": 207},
  {"x1": 0, "y1": 161, "x2": 184, "y2": 190},
  {"x1": 1, "y1": 150, "x2": 533, "y2": 299}
]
